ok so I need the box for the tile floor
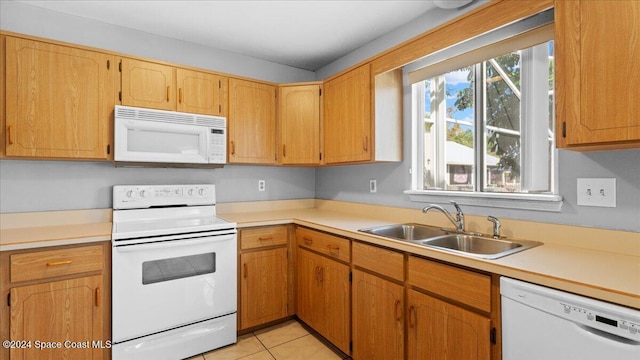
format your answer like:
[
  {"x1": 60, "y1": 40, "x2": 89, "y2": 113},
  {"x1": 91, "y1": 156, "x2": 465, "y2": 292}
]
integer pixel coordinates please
[{"x1": 186, "y1": 320, "x2": 350, "y2": 360}]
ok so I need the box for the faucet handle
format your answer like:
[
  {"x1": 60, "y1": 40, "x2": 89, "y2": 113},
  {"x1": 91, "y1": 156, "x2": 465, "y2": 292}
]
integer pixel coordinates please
[{"x1": 487, "y1": 216, "x2": 501, "y2": 239}]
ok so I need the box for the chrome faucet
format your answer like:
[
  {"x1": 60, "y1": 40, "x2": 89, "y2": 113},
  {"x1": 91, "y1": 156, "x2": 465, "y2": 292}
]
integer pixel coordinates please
[
  {"x1": 422, "y1": 201, "x2": 465, "y2": 233},
  {"x1": 487, "y1": 216, "x2": 501, "y2": 239}
]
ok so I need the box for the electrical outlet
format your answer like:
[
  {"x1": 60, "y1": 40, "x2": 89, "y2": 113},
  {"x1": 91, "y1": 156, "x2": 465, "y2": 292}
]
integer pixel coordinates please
[
  {"x1": 576, "y1": 178, "x2": 616, "y2": 207},
  {"x1": 370, "y1": 179, "x2": 377, "y2": 193},
  {"x1": 258, "y1": 180, "x2": 266, "y2": 192}
]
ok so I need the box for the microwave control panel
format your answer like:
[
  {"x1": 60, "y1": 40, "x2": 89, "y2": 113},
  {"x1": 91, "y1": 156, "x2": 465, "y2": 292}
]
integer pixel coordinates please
[{"x1": 209, "y1": 129, "x2": 227, "y2": 163}]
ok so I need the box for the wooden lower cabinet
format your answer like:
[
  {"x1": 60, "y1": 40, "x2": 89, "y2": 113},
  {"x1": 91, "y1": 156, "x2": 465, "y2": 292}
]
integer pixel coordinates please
[
  {"x1": 240, "y1": 247, "x2": 288, "y2": 329},
  {"x1": 0, "y1": 243, "x2": 110, "y2": 360},
  {"x1": 407, "y1": 289, "x2": 491, "y2": 360},
  {"x1": 238, "y1": 225, "x2": 292, "y2": 330},
  {"x1": 296, "y1": 247, "x2": 350, "y2": 354},
  {"x1": 351, "y1": 269, "x2": 404, "y2": 360},
  {"x1": 10, "y1": 276, "x2": 104, "y2": 360}
]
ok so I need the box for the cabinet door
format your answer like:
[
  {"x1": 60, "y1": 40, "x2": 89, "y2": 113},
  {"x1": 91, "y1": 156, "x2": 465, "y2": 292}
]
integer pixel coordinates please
[
  {"x1": 296, "y1": 248, "x2": 324, "y2": 330},
  {"x1": 352, "y1": 269, "x2": 404, "y2": 360},
  {"x1": 228, "y1": 79, "x2": 276, "y2": 164},
  {"x1": 556, "y1": 0, "x2": 640, "y2": 147},
  {"x1": 176, "y1": 68, "x2": 227, "y2": 116},
  {"x1": 240, "y1": 248, "x2": 288, "y2": 330},
  {"x1": 121, "y1": 58, "x2": 176, "y2": 111},
  {"x1": 279, "y1": 84, "x2": 321, "y2": 165},
  {"x1": 320, "y1": 254, "x2": 351, "y2": 354},
  {"x1": 323, "y1": 64, "x2": 371, "y2": 163},
  {"x1": 10, "y1": 275, "x2": 104, "y2": 360},
  {"x1": 5, "y1": 37, "x2": 115, "y2": 159},
  {"x1": 407, "y1": 289, "x2": 491, "y2": 360},
  {"x1": 296, "y1": 248, "x2": 351, "y2": 354}
]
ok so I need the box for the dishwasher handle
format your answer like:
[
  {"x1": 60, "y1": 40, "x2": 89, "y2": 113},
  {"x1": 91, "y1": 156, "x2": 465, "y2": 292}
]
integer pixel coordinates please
[{"x1": 577, "y1": 323, "x2": 640, "y2": 346}]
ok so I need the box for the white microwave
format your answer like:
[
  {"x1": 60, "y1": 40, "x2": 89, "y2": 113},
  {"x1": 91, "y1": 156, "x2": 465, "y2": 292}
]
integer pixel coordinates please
[{"x1": 114, "y1": 105, "x2": 226, "y2": 166}]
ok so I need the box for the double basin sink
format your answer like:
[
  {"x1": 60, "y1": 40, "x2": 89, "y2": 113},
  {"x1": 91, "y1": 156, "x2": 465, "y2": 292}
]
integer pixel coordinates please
[{"x1": 359, "y1": 223, "x2": 541, "y2": 260}]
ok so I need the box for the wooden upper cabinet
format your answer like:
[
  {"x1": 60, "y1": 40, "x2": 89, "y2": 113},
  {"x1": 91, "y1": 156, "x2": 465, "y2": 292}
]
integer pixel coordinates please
[
  {"x1": 556, "y1": 0, "x2": 640, "y2": 149},
  {"x1": 121, "y1": 58, "x2": 176, "y2": 111},
  {"x1": 228, "y1": 78, "x2": 277, "y2": 164},
  {"x1": 4, "y1": 36, "x2": 115, "y2": 159},
  {"x1": 323, "y1": 64, "x2": 372, "y2": 164},
  {"x1": 176, "y1": 68, "x2": 227, "y2": 116},
  {"x1": 278, "y1": 84, "x2": 321, "y2": 165}
]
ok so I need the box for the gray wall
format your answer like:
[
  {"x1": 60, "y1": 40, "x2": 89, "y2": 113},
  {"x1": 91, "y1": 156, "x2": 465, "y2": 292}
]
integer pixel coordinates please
[
  {"x1": 315, "y1": 2, "x2": 640, "y2": 233},
  {"x1": 0, "y1": 1, "x2": 316, "y2": 213},
  {"x1": 0, "y1": 161, "x2": 314, "y2": 212}
]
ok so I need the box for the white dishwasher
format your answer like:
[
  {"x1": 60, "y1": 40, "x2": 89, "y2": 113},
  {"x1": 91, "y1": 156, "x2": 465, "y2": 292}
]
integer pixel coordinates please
[{"x1": 501, "y1": 277, "x2": 640, "y2": 360}]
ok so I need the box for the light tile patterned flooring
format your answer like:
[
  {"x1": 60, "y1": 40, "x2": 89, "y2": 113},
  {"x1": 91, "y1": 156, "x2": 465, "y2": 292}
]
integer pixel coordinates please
[{"x1": 186, "y1": 320, "x2": 350, "y2": 360}]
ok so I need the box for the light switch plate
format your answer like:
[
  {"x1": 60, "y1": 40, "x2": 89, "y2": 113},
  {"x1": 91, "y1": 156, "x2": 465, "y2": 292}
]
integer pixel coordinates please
[{"x1": 576, "y1": 178, "x2": 616, "y2": 207}]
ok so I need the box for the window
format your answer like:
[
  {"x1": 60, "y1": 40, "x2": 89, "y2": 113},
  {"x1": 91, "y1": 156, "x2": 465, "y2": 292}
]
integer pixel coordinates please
[{"x1": 406, "y1": 11, "x2": 562, "y2": 211}]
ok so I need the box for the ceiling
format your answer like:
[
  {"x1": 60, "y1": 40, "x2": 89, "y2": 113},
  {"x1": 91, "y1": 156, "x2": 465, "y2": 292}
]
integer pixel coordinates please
[{"x1": 12, "y1": 0, "x2": 474, "y2": 71}]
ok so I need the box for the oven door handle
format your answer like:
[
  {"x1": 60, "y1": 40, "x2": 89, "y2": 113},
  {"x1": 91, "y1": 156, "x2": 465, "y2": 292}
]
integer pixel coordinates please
[{"x1": 114, "y1": 235, "x2": 234, "y2": 252}]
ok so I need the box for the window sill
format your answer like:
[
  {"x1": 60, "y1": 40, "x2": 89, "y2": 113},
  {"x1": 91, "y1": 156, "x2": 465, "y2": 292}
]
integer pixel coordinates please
[{"x1": 404, "y1": 190, "x2": 563, "y2": 212}]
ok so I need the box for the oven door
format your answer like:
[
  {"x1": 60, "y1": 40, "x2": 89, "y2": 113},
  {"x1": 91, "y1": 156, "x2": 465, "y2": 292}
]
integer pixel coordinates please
[
  {"x1": 114, "y1": 117, "x2": 210, "y2": 164},
  {"x1": 112, "y1": 232, "x2": 236, "y2": 343}
]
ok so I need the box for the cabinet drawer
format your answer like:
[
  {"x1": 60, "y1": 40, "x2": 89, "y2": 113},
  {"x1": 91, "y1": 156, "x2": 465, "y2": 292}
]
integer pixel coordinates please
[
  {"x1": 408, "y1": 256, "x2": 491, "y2": 312},
  {"x1": 296, "y1": 227, "x2": 350, "y2": 262},
  {"x1": 352, "y1": 241, "x2": 404, "y2": 282},
  {"x1": 10, "y1": 245, "x2": 104, "y2": 283},
  {"x1": 241, "y1": 225, "x2": 288, "y2": 250}
]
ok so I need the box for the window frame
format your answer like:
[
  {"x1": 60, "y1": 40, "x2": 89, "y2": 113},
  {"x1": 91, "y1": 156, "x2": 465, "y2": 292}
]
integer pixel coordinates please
[{"x1": 405, "y1": 13, "x2": 563, "y2": 212}]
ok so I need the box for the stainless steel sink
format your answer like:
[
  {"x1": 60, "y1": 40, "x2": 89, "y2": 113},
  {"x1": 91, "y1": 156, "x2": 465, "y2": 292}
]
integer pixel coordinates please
[
  {"x1": 359, "y1": 223, "x2": 448, "y2": 243},
  {"x1": 359, "y1": 224, "x2": 541, "y2": 259},
  {"x1": 421, "y1": 234, "x2": 541, "y2": 259}
]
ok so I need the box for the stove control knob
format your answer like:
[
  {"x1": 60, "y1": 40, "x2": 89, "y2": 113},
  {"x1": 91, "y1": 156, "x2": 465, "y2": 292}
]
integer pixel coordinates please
[
  {"x1": 188, "y1": 188, "x2": 195, "y2": 196},
  {"x1": 139, "y1": 190, "x2": 146, "y2": 198},
  {"x1": 126, "y1": 190, "x2": 135, "y2": 198},
  {"x1": 198, "y1": 188, "x2": 205, "y2": 196}
]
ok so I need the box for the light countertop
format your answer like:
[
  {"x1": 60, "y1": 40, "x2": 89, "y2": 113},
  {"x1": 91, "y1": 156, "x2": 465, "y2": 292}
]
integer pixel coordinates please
[
  {"x1": 1, "y1": 202, "x2": 638, "y2": 309},
  {"x1": 219, "y1": 205, "x2": 640, "y2": 310}
]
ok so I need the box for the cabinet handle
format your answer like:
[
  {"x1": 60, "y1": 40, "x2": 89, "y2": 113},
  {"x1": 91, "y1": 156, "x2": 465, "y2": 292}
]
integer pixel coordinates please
[
  {"x1": 303, "y1": 237, "x2": 313, "y2": 245},
  {"x1": 395, "y1": 300, "x2": 402, "y2": 321},
  {"x1": 327, "y1": 244, "x2": 340, "y2": 255},
  {"x1": 46, "y1": 260, "x2": 72, "y2": 266},
  {"x1": 363, "y1": 136, "x2": 369, "y2": 152},
  {"x1": 314, "y1": 266, "x2": 320, "y2": 282},
  {"x1": 243, "y1": 263, "x2": 248, "y2": 278},
  {"x1": 7, "y1": 126, "x2": 14, "y2": 145},
  {"x1": 319, "y1": 267, "x2": 324, "y2": 282},
  {"x1": 282, "y1": 144, "x2": 286, "y2": 157},
  {"x1": 230, "y1": 141, "x2": 235, "y2": 155},
  {"x1": 178, "y1": 88, "x2": 183, "y2": 103},
  {"x1": 166, "y1": 86, "x2": 170, "y2": 102},
  {"x1": 409, "y1": 306, "x2": 416, "y2": 328},
  {"x1": 258, "y1": 236, "x2": 273, "y2": 241},
  {"x1": 95, "y1": 287, "x2": 100, "y2": 307}
]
